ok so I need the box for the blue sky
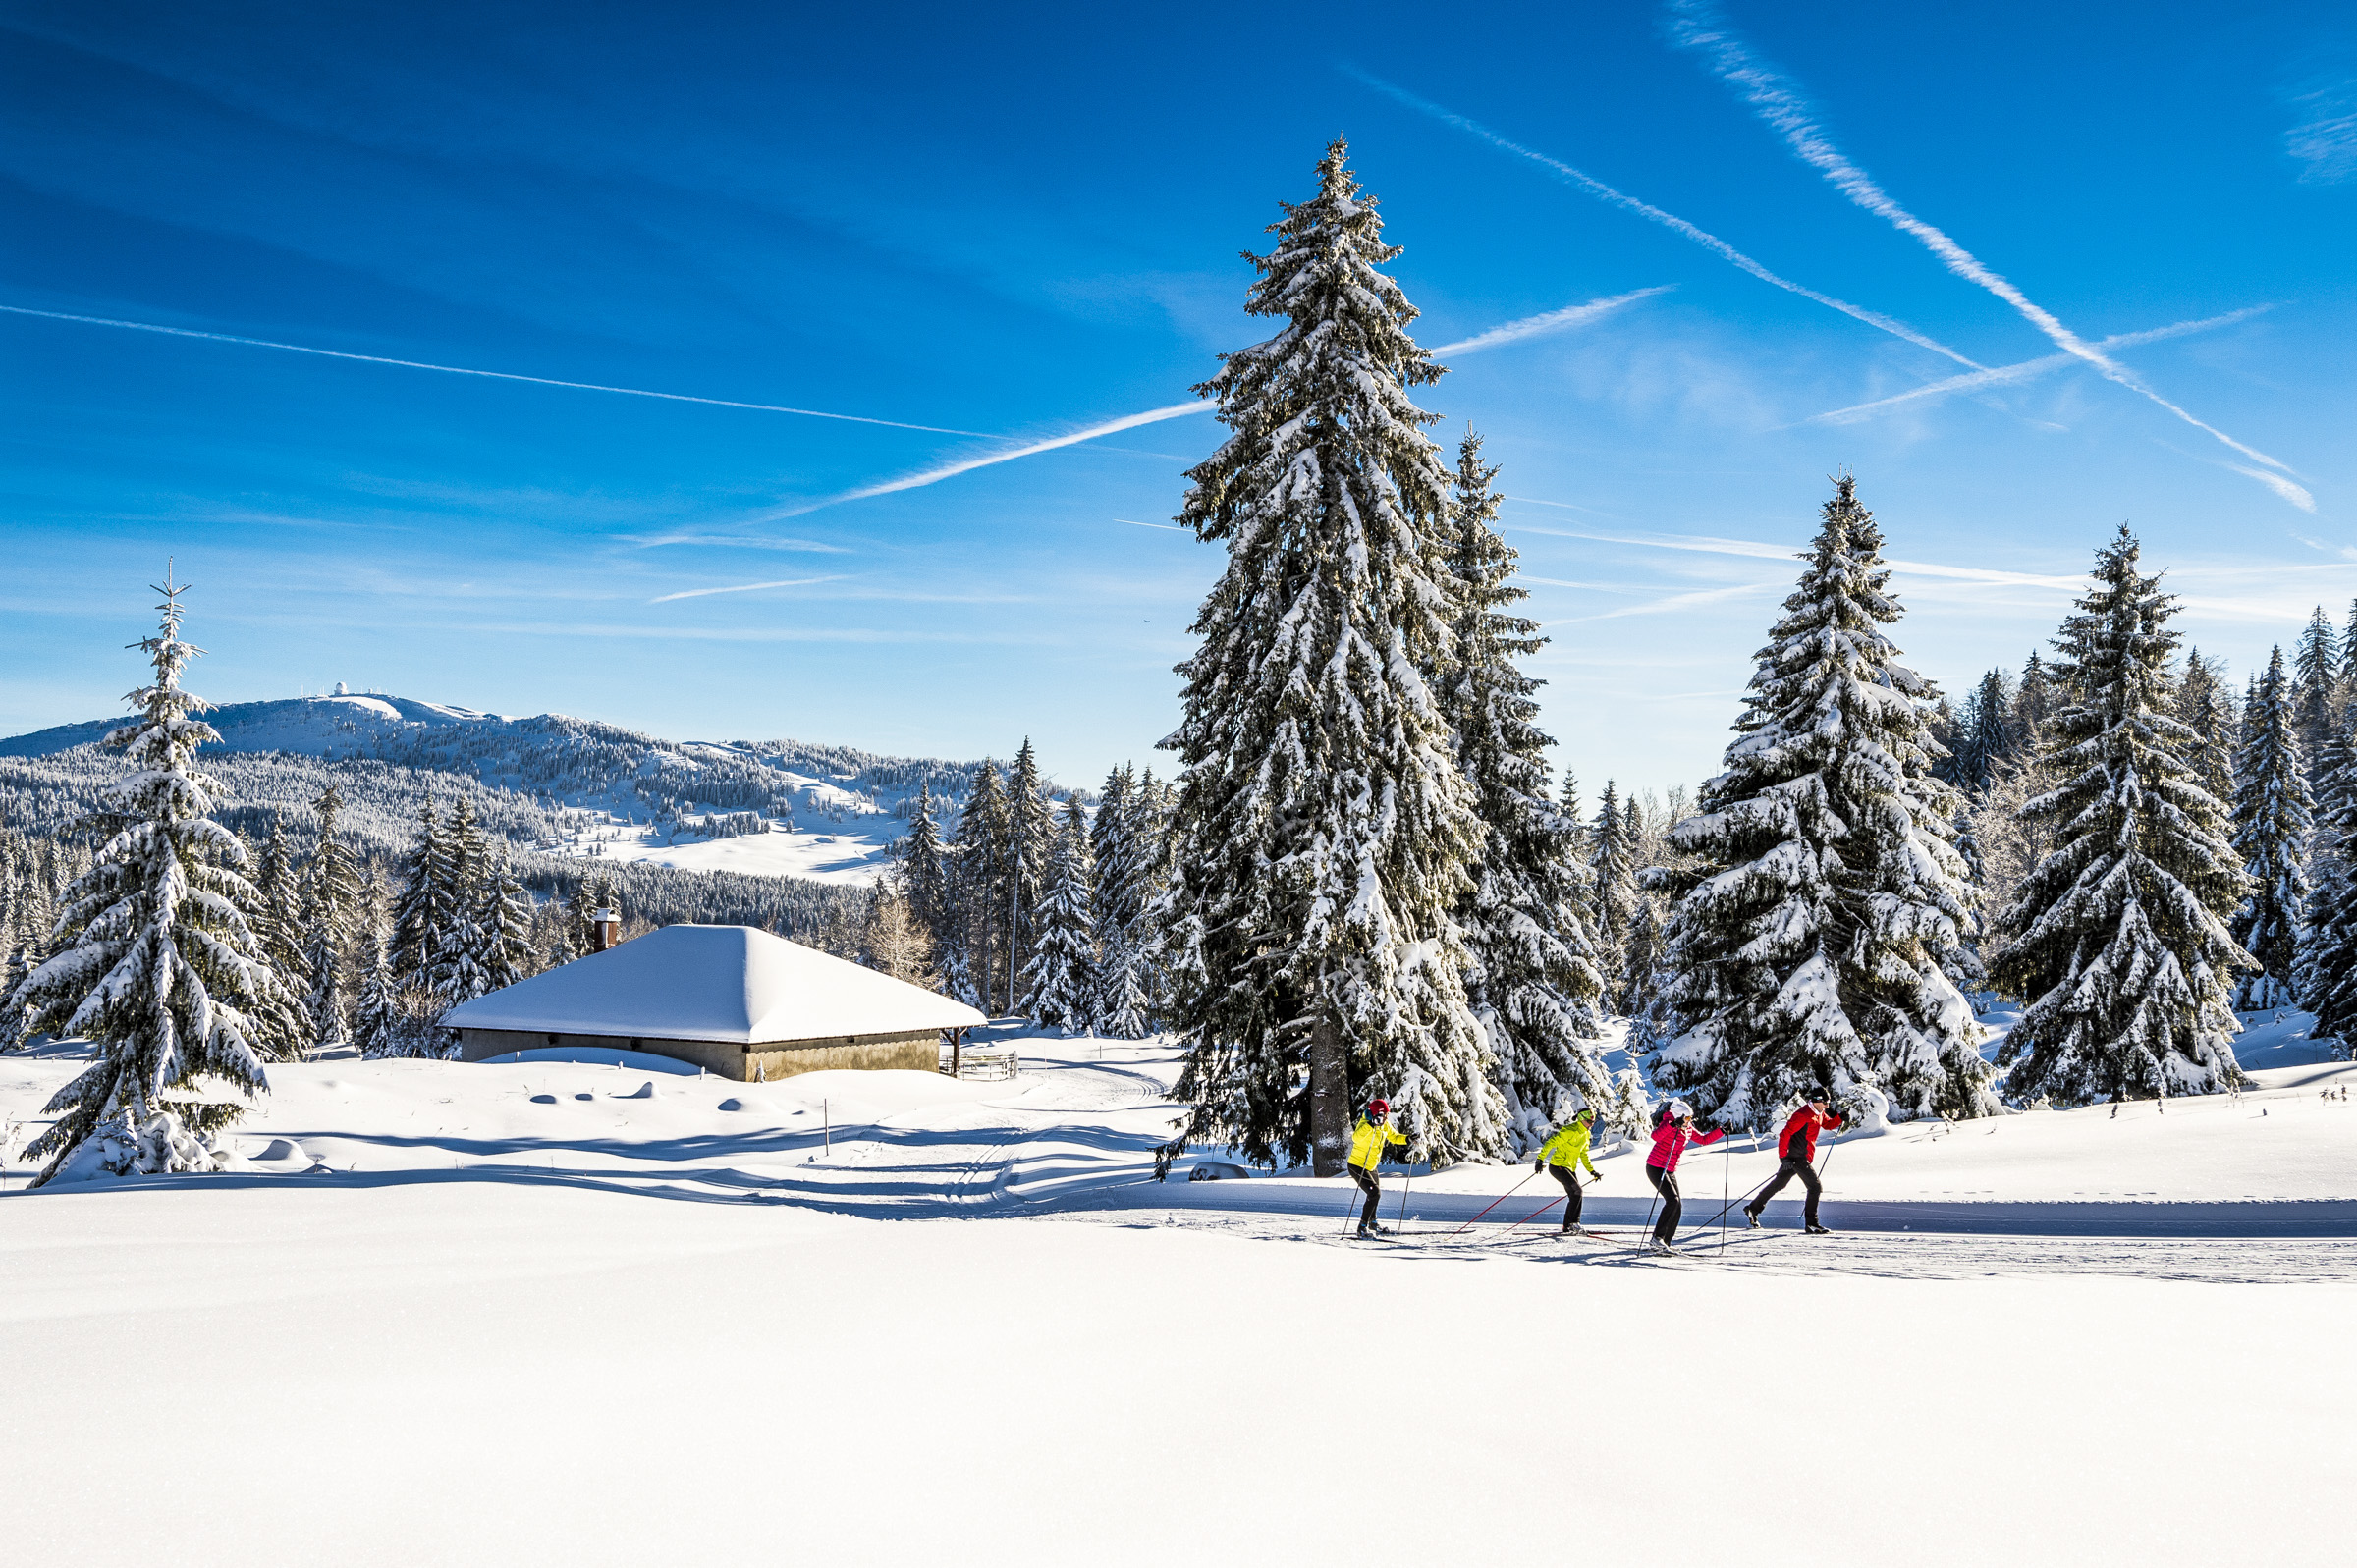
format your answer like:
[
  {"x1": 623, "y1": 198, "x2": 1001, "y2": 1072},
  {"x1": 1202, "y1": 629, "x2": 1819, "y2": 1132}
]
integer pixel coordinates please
[{"x1": 3, "y1": 0, "x2": 2353, "y2": 797}]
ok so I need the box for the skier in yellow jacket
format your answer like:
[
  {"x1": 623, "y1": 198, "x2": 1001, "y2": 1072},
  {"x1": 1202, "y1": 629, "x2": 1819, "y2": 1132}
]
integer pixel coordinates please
[
  {"x1": 1533, "y1": 1107, "x2": 1602, "y2": 1235},
  {"x1": 1348, "y1": 1099, "x2": 1408, "y2": 1237}
]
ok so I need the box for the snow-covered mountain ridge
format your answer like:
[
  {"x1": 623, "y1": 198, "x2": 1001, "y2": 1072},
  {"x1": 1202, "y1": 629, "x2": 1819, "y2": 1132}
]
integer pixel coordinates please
[{"x1": 0, "y1": 691, "x2": 1014, "y2": 884}]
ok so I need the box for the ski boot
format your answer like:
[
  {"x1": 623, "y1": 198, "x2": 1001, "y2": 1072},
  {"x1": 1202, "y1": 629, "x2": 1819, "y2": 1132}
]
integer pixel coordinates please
[
  {"x1": 1744, "y1": 1211, "x2": 1763, "y2": 1229},
  {"x1": 1804, "y1": 1222, "x2": 1833, "y2": 1235}
]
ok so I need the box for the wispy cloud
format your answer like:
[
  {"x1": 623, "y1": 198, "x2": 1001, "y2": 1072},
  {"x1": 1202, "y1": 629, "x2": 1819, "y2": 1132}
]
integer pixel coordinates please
[
  {"x1": 769, "y1": 403, "x2": 1214, "y2": 519},
  {"x1": 628, "y1": 533, "x2": 853, "y2": 553},
  {"x1": 1580, "y1": 582, "x2": 1779, "y2": 621},
  {"x1": 1665, "y1": 1, "x2": 2305, "y2": 502},
  {"x1": 0, "y1": 303, "x2": 995, "y2": 437},
  {"x1": 1431, "y1": 286, "x2": 1674, "y2": 355},
  {"x1": 1505, "y1": 494, "x2": 1614, "y2": 516},
  {"x1": 2284, "y1": 70, "x2": 2357, "y2": 184},
  {"x1": 647, "y1": 574, "x2": 845, "y2": 604},
  {"x1": 1504, "y1": 519, "x2": 1796, "y2": 561},
  {"x1": 2213, "y1": 461, "x2": 2319, "y2": 513},
  {"x1": 1804, "y1": 308, "x2": 2274, "y2": 426},
  {"x1": 1344, "y1": 66, "x2": 1981, "y2": 368}
]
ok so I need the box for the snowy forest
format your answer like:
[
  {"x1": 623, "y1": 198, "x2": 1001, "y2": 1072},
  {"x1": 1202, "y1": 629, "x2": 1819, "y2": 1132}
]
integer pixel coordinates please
[{"x1": 5, "y1": 140, "x2": 2354, "y2": 1187}]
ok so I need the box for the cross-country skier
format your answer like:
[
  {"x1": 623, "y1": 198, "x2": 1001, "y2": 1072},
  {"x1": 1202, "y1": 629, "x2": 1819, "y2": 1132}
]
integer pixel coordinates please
[
  {"x1": 1644, "y1": 1101, "x2": 1723, "y2": 1254},
  {"x1": 1533, "y1": 1107, "x2": 1602, "y2": 1234},
  {"x1": 1348, "y1": 1099, "x2": 1407, "y2": 1237},
  {"x1": 1743, "y1": 1091, "x2": 1843, "y2": 1234}
]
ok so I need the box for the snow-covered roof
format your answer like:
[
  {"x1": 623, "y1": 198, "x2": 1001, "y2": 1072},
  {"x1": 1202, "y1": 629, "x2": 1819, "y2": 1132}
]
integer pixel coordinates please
[{"x1": 441, "y1": 924, "x2": 985, "y2": 1044}]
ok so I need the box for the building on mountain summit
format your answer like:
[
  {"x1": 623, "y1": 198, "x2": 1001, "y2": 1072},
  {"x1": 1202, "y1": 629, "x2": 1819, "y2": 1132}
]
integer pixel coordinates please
[{"x1": 441, "y1": 923, "x2": 985, "y2": 1080}]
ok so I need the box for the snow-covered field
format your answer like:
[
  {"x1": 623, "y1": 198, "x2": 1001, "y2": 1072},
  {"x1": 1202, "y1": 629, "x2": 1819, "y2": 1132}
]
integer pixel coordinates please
[
  {"x1": 550, "y1": 817, "x2": 899, "y2": 885},
  {"x1": 4, "y1": 1037, "x2": 2353, "y2": 1563}
]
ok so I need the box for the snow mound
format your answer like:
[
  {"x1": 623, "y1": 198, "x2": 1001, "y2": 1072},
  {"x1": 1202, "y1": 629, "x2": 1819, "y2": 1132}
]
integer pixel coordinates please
[
  {"x1": 529, "y1": 1094, "x2": 559, "y2": 1105},
  {"x1": 619, "y1": 1081, "x2": 658, "y2": 1100},
  {"x1": 482, "y1": 1047, "x2": 700, "y2": 1074}
]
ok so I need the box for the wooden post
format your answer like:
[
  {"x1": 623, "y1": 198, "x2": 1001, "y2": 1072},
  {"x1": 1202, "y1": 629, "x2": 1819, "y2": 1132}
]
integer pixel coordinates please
[{"x1": 1310, "y1": 1012, "x2": 1348, "y2": 1178}]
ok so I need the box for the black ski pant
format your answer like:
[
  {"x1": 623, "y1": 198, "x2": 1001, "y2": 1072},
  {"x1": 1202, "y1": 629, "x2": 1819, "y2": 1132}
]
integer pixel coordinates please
[
  {"x1": 1746, "y1": 1157, "x2": 1824, "y2": 1225},
  {"x1": 1350, "y1": 1164, "x2": 1382, "y2": 1230},
  {"x1": 1550, "y1": 1164, "x2": 1584, "y2": 1229},
  {"x1": 1646, "y1": 1164, "x2": 1681, "y2": 1244}
]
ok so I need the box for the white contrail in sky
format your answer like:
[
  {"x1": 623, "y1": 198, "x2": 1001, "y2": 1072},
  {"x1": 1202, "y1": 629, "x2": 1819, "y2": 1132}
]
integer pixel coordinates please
[
  {"x1": 785, "y1": 289, "x2": 1655, "y2": 517},
  {"x1": 648, "y1": 574, "x2": 845, "y2": 603},
  {"x1": 0, "y1": 302, "x2": 992, "y2": 436},
  {"x1": 1431, "y1": 286, "x2": 1673, "y2": 354},
  {"x1": 1345, "y1": 65, "x2": 1981, "y2": 368},
  {"x1": 1665, "y1": 0, "x2": 2306, "y2": 505},
  {"x1": 1117, "y1": 517, "x2": 1190, "y2": 531},
  {"x1": 768, "y1": 403, "x2": 1214, "y2": 518},
  {"x1": 1806, "y1": 307, "x2": 2274, "y2": 425}
]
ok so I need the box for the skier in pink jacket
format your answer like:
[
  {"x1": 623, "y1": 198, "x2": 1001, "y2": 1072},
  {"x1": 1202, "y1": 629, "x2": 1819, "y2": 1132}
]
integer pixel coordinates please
[{"x1": 1644, "y1": 1101, "x2": 1724, "y2": 1254}]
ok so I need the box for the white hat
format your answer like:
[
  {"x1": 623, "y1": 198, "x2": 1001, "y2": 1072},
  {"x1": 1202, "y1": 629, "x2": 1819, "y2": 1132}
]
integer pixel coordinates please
[{"x1": 1667, "y1": 1099, "x2": 1694, "y2": 1119}]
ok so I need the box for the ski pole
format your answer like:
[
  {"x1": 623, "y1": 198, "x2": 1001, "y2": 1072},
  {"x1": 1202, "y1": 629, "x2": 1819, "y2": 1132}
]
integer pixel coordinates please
[
  {"x1": 1720, "y1": 1135, "x2": 1730, "y2": 1258},
  {"x1": 1682, "y1": 1170, "x2": 1779, "y2": 1239},
  {"x1": 1449, "y1": 1169, "x2": 1540, "y2": 1236},
  {"x1": 1395, "y1": 1164, "x2": 1415, "y2": 1232},
  {"x1": 1497, "y1": 1173, "x2": 1596, "y2": 1239}
]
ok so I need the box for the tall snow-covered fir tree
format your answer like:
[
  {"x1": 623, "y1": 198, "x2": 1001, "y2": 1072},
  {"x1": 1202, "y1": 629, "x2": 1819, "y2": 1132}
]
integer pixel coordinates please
[
  {"x1": 2297, "y1": 709, "x2": 2357, "y2": 1053},
  {"x1": 434, "y1": 799, "x2": 491, "y2": 1000},
  {"x1": 901, "y1": 784, "x2": 951, "y2": 946},
  {"x1": 301, "y1": 782, "x2": 362, "y2": 1048},
  {"x1": 1088, "y1": 765, "x2": 1157, "y2": 1039},
  {"x1": 1587, "y1": 782, "x2": 1640, "y2": 989},
  {"x1": 1645, "y1": 476, "x2": 1990, "y2": 1127},
  {"x1": 1438, "y1": 429, "x2": 1609, "y2": 1145},
  {"x1": 2228, "y1": 646, "x2": 2312, "y2": 1009},
  {"x1": 1021, "y1": 797, "x2": 1099, "y2": 1034},
  {"x1": 1950, "y1": 669, "x2": 2019, "y2": 795},
  {"x1": 949, "y1": 760, "x2": 1009, "y2": 1010},
  {"x1": 1989, "y1": 526, "x2": 2254, "y2": 1104},
  {"x1": 472, "y1": 851, "x2": 536, "y2": 997},
  {"x1": 2292, "y1": 605, "x2": 2339, "y2": 770},
  {"x1": 2176, "y1": 648, "x2": 2239, "y2": 808},
  {"x1": 1003, "y1": 738, "x2": 1054, "y2": 1011},
  {"x1": 391, "y1": 802, "x2": 452, "y2": 989},
  {"x1": 17, "y1": 571, "x2": 305, "y2": 1185},
  {"x1": 1161, "y1": 138, "x2": 1497, "y2": 1172}
]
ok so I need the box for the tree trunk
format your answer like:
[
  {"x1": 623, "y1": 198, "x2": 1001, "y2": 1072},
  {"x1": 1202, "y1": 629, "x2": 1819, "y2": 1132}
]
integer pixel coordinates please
[{"x1": 1310, "y1": 1012, "x2": 1349, "y2": 1177}]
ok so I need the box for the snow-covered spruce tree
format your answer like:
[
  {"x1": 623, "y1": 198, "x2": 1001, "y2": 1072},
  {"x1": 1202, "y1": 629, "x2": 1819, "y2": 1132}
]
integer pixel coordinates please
[
  {"x1": 252, "y1": 815, "x2": 306, "y2": 994},
  {"x1": 2342, "y1": 599, "x2": 2357, "y2": 689},
  {"x1": 301, "y1": 783, "x2": 362, "y2": 1047},
  {"x1": 2012, "y1": 650, "x2": 2058, "y2": 740},
  {"x1": 1022, "y1": 798, "x2": 1100, "y2": 1034},
  {"x1": 1439, "y1": 429, "x2": 1609, "y2": 1143},
  {"x1": 2297, "y1": 711, "x2": 2357, "y2": 1054},
  {"x1": 1004, "y1": 738, "x2": 1054, "y2": 1008},
  {"x1": 1951, "y1": 669, "x2": 2018, "y2": 795},
  {"x1": 434, "y1": 798, "x2": 491, "y2": 1000},
  {"x1": 1645, "y1": 476, "x2": 1990, "y2": 1127},
  {"x1": 900, "y1": 783, "x2": 951, "y2": 945},
  {"x1": 472, "y1": 851, "x2": 536, "y2": 996},
  {"x1": 1617, "y1": 895, "x2": 1675, "y2": 1056},
  {"x1": 950, "y1": 760, "x2": 1009, "y2": 1009},
  {"x1": 18, "y1": 572, "x2": 304, "y2": 1184},
  {"x1": 1162, "y1": 138, "x2": 1498, "y2": 1172},
  {"x1": 354, "y1": 938, "x2": 401, "y2": 1058},
  {"x1": 2176, "y1": 648, "x2": 2239, "y2": 808},
  {"x1": 1587, "y1": 783, "x2": 1639, "y2": 989},
  {"x1": 1088, "y1": 765, "x2": 1156, "y2": 1039},
  {"x1": 1989, "y1": 526, "x2": 2254, "y2": 1103},
  {"x1": 2293, "y1": 605, "x2": 2340, "y2": 769},
  {"x1": 2228, "y1": 646, "x2": 2312, "y2": 1009},
  {"x1": 390, "y1": 802, "x2": 451, "y2": 988}
]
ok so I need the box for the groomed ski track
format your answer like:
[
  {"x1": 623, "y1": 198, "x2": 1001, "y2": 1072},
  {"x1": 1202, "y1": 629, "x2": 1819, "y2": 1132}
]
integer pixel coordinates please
[{"x1": 697, "y1": 1037, "x2": 2357, "y2": 1278}]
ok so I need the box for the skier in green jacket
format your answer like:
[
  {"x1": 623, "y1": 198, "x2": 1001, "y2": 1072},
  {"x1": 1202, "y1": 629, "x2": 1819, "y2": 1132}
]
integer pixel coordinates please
[{"x1": 1533, "y1": 1106, "x2": 1602, "y2": 1235}]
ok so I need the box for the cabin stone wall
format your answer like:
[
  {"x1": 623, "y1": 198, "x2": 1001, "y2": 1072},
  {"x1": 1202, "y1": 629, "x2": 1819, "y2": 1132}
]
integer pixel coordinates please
[{"x1": 453, "y1": 1026, "x2": 940, "y2": 1082}]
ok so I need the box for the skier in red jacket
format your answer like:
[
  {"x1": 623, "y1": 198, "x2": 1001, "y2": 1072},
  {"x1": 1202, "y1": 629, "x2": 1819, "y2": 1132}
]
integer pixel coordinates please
[
  {"x1": 1743, "y1": 1091, "x2": 1843, "y2": 1234},
  {"x1": 1644, "y1": 1101, "x2": 1725, "y2": 1254}
]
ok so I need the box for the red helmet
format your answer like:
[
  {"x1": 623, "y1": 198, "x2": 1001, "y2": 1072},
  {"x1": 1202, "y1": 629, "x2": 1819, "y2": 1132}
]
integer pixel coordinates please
[{"x1": 1367, "y1": 1098, "x2": 1391, "y2": 1115}]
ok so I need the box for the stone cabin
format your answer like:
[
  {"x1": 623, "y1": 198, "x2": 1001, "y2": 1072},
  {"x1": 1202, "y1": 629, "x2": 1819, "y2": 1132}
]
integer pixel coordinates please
[{"x1": 440, "y1": 923, "x2": 986, "y2": 1082}]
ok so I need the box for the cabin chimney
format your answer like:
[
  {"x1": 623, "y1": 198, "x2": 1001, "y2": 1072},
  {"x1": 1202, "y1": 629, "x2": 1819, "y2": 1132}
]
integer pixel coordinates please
[{"x1": 590, "y1": 908, "x2": 620, "y2": 952}]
